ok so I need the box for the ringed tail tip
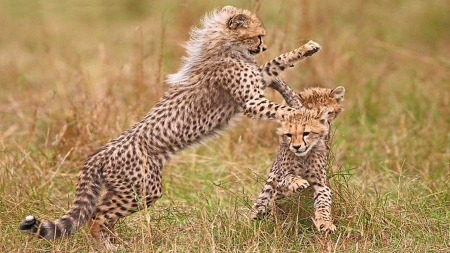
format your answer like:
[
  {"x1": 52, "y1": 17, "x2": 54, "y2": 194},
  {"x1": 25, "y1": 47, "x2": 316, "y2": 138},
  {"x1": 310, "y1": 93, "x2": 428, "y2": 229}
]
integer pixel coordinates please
[{"x1": 19, "y1": 215, "x2": 40, "y2": 232}]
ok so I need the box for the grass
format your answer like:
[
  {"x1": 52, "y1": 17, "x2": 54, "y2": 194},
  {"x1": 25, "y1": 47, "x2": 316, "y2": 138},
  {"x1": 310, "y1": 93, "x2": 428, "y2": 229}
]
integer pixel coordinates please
[{"x1": 1, "y1": 0, "x2": 449, "y2": 252}]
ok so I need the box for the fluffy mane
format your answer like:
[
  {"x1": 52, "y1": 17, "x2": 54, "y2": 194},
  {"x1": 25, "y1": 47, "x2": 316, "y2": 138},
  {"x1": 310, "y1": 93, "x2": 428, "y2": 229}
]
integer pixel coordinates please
[
  {"x1": 166, "y1": 6, "x2": 263, "y2": 85},
  {"x1": 166, "y1": 7, "x2": 237, "y2": 85}
]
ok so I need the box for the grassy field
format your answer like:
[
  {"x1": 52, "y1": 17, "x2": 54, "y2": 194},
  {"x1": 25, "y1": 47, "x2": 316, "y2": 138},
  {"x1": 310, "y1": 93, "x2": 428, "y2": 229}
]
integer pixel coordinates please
[{"x1": 1, "y1": 0, "x2": 449, "y2": 252}]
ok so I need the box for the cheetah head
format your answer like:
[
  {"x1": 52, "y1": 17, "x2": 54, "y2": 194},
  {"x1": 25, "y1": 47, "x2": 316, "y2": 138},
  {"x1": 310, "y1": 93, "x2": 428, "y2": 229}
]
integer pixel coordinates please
[
  {"x1": 277, "y1": 108, "x2": 330, "y2": 156},
  {"x1": 221, "y1": 6, "x2": 267, "y2": 55},
  {"x1": 298, "y1": 86, "x2": 345, "y2": 123}
]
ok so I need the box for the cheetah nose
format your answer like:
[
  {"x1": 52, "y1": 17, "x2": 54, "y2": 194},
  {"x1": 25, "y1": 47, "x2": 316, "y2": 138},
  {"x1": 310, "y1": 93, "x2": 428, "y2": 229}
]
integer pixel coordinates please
[
  {"x1": 262, "y1": 46, "x2": 267, "y2": 52},
  {"x1": 292, "y1": 145, "x2": 301, "y2": 150}
]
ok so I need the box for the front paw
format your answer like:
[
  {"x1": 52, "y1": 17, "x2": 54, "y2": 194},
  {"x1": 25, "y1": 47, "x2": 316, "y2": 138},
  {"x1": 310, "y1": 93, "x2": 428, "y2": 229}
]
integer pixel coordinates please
[
  {"x1": 302, "y1": 40, "x2": 322, "y2": 57},
  {"x1": 287, "y1": 177, "x2": 310, "y2": 192},
  {"x1": 313, "y1": 218, "x2": 336, "y2": 234}
]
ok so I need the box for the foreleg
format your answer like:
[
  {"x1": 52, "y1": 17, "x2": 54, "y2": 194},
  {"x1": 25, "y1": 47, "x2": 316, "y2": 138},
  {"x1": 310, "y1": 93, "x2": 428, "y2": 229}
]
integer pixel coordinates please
[
  {"x1": 259, "y1": 41, "x2": 322, "y2": 108},
  {"x1": 269, "y1": 77, "x2": 303, "y2": 109},
  {"x1": 260, "y1": 40, "x2": 322, "y2": 82},
  {"x1": 250, "y1": 172, "x2": 278, "y2": 219},
  {"x1": 312, "y1": 183, "x2": 336, "y2": 234}
]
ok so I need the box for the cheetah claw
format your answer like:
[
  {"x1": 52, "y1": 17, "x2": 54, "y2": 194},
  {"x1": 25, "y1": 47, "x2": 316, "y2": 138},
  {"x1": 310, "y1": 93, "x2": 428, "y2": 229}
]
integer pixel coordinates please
[
  {"x1": 313, "y1": 218, "x2": 336, "y2": 234},
  {"x1": 302, "y1": 40, "x2": 322, "y2": 57},
  {"x1": 287, "y1": 177, "x2": 310, "y2": 192}
]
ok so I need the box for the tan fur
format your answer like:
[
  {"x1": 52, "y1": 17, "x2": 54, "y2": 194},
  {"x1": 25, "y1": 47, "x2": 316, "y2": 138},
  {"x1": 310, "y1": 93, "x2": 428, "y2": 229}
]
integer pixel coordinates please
[
  {"x1": 19, "y1": 6, "x2": 322, "y2": 249},
  {"x1": 251, "y1": 86, "x2": 345, "y2": 234},
  {"x1": 277, "y1": 108, "x2": 330, "y2": 156}
]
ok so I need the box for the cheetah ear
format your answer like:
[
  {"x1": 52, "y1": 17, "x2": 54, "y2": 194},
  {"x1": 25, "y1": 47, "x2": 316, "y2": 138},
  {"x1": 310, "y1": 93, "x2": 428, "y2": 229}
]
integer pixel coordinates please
[
  {"x1": 221, "y1": 6, "x2": 237, "y2": 13},
  {"x1": 228, "y1": 14, "x2": 248, "y2": 29},
  {"x1": 317, "y1": 108, "x2": 331, "y2": 124},
  {"x1": 331, "y1": 86, "x2": 345, "y2": 102}
]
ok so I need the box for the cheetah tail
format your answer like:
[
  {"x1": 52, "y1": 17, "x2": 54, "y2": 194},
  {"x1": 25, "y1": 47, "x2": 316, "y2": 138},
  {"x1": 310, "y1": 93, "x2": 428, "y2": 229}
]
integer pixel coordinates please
[{"x1": 19, "y1": 161, "x2": 103, "y2": 240}]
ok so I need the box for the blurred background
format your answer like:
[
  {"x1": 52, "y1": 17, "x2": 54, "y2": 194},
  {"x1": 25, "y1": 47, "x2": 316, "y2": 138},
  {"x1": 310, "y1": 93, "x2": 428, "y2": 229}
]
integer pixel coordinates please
[{"x1": 1, "y1": 0, "x2": 449, "y2": 251}]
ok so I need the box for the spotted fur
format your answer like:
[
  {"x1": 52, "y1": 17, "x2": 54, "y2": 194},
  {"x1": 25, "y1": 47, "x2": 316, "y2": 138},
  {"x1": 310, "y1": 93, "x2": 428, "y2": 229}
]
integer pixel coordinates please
[
  {"x1": 260, "y1": 40, "x2": 322, "y2": 108},
  {"x1": 19, "y1": 6, "x2": 321, "y2": 249},
  {"x1": 251, "y1": 85, "x2": 345, "y2": 234}
]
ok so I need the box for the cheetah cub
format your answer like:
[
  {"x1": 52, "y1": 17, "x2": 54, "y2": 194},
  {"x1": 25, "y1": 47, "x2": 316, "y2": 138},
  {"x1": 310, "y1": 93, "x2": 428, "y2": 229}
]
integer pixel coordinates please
[
  {"x1": 19, "y1": 6, "x2": 321, "y2": 249},
  {"x1": 251, "y1": 86, "x2": 345, "y2": 234}
]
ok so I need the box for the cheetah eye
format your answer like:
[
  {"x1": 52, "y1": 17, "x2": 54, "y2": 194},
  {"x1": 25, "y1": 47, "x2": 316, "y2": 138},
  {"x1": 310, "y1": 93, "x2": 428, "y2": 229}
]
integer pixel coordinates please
[
  {"x1": 285, "y1": 133, "x2": 292, "y2": 138},
  {"x1": 303, "y1": 132, "x2": 310, "y2": 137}
]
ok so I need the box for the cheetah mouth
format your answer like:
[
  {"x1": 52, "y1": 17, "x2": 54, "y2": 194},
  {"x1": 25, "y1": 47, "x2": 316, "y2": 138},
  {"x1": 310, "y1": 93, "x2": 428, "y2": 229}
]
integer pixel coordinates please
[
  {"x1": 294, "y1": 151, "x2": 308, "y2": 157},
  {"x1": 292, "y1": 147, "x2": 310, "y2": 157},
  {"x1": 249, "y1": 49, "x2": 261, "y2": 55}
]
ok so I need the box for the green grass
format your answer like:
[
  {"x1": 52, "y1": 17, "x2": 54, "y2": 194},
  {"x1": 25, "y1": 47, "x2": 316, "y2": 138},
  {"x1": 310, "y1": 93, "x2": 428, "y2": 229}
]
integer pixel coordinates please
[{"x1": 1, "y1": 0, "x2": 449, "y2": 252}]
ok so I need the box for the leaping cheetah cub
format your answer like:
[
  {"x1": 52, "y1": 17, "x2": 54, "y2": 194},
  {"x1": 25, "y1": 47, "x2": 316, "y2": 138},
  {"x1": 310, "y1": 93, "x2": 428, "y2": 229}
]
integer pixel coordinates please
[
  {"x1": 19, "y1": 6, "x2": 321, "y2": 249},
  {"x1": 251, "y1": 85, "x2": 345, "y2": 234}
]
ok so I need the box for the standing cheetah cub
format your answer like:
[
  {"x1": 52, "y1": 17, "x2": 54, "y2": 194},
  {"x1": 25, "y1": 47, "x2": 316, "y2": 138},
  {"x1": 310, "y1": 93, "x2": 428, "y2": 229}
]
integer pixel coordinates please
[
  {"x1": 19, "y1": 6, "x2": 321, "y2": 249},
  {"x1": 251, "y1": 86, "x2": 345, "y2": 234}
]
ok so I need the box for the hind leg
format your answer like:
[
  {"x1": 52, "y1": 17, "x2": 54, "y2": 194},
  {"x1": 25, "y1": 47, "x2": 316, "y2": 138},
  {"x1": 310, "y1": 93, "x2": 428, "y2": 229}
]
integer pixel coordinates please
[
  {"x1": 89, "y1": 174, "x2": 163, "y2": 249},
  {"x1": 88, "y1": 193, "x2": 161, "y2": 249},
  {"x1": 88, "y1": 189, "x2": 133, "y2": 250}
]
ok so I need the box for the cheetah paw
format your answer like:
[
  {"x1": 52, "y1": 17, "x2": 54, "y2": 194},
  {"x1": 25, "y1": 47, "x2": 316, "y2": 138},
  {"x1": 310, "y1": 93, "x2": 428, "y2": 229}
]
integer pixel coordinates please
[
  {"x1": 288, "y1": 177, "x2": 310, "y2": 192},
  {"x1": 302, "y1": 40, "x2": 322, "y2": 57},
  {"x1": 313, "y1": 218, "x2": 336, "y2": 234},
  {"x1": 249, "y1": 206, "x2": 270, "y2": 220}
]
